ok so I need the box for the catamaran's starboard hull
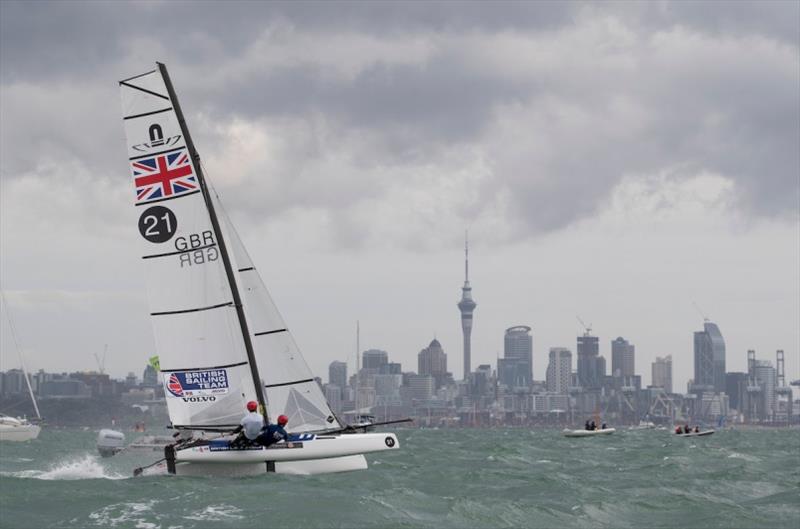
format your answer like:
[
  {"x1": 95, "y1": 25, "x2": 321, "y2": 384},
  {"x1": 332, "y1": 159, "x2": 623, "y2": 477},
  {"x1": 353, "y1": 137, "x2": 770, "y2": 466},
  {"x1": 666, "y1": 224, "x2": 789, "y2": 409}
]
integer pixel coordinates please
[
  {"x1": 563, "y1": 428, "x2": 616, "y2": 438},
  {"x1": 173, "y1": 432, "x2": 397, "y2": 474},
  {"x1": 0, "y1": 424, "x2": 40, "y2": 442}
]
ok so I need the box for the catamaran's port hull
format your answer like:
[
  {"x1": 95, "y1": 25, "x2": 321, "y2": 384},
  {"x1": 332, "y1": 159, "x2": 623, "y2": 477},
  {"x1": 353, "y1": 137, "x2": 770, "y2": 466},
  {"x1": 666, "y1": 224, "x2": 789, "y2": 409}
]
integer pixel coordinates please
[
  {"x1": 171, "y1": 432, "x2": 398, "y2": 475},
  {"x1": 173, "y1": 454, "x2": 368, "y2": 476},
  {"x1": 0, "y1": 424, "x2": 41, "y2": 442}
]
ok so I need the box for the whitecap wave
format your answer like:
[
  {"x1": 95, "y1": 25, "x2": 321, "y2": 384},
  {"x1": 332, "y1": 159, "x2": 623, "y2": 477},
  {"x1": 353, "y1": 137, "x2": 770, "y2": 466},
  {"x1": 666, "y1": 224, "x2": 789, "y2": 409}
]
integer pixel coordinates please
[
  {"x1": 184, "y1": 504, "x2": 244, "y2": 521},
  {"x1": 88, "y1": 501, "x2": 157, "y2": 527},
  {"x1": 5, "y1": 454, "x2": 125, "y2": 480}
]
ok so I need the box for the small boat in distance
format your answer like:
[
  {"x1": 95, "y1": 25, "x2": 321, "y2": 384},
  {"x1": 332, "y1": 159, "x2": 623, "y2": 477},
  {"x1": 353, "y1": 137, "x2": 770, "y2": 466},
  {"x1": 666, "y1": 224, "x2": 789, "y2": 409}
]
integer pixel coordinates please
[
  {"x1": 674, "y1": 429, "x2": 715, "y2": 437},
  {"x1": 563, "y1": 427, "x2": 616, "y2": 438}
]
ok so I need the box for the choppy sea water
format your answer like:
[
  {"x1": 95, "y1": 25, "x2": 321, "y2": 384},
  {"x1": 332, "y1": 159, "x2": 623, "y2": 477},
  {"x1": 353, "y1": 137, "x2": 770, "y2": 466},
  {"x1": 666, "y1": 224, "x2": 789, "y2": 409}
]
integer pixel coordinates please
[{"x1": 0, "y1": 427, "x2": 798, "y2": 528}]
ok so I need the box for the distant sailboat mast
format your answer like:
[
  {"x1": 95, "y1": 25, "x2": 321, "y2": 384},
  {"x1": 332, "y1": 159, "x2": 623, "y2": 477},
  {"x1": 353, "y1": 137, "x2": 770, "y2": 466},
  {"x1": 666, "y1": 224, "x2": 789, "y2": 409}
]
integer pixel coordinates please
[
  {"x1": 355, "y1": 320, "x2": 360, "y2": 416},
  {"x1": 155, "y1": 63, "x2": 268, "y2": 418}
]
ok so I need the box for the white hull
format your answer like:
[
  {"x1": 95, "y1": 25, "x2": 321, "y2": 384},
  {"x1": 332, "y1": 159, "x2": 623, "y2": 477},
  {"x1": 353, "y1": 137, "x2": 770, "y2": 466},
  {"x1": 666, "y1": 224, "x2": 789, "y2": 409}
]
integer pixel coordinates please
[
  {"x1": 172, "y1": 432, "x2": 397, "y2": 475},
  {"x1": 0, "y1": 423, "x2": 41, "y2": 442},
  {"x1": 563, "y1": 428, "x2": 616, "y2": 438},
  {"x1": 174, "y1": 454, "x2": 368, "y2": 476}
]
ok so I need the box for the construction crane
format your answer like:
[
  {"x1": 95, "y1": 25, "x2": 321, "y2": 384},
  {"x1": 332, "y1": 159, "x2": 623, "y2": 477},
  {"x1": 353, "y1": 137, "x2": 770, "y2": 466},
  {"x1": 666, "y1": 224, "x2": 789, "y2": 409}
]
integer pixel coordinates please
[
  {"x1": 576, "y1": 316, "x2": 592, "y2": 335},
  {"x1": 94, "y1": 344, "x2": 108, "y2": 375},
  {"x1": 692, "y1": 301, "x2": 710, "y2": 322}
]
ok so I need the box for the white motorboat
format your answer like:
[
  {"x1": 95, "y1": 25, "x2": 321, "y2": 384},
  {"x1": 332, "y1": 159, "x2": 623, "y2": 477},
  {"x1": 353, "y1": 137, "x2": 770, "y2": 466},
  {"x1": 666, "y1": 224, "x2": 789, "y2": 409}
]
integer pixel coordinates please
[
  {"x1": 97, "y1": 429, "x2": 126, "y2": 457},
  {"x1": 0, "y1": 415, "x2": 41, "y2": 442},
  {"x1": 628, "y1": 421, "x2": 656, "y2": 430},
  {"x1": 563, "y1": 427, "x2": 616, "y2": 438},
  {"x1": 120, "y1": 63, "x2": 400, "y2": 476}
]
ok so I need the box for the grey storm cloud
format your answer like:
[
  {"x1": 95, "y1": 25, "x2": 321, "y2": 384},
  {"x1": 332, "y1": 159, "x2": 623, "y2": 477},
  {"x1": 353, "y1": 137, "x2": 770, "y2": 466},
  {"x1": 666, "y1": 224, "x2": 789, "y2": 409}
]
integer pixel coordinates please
[{"x1": 1, "y1": 0, "x2": 798, "y2": 247}]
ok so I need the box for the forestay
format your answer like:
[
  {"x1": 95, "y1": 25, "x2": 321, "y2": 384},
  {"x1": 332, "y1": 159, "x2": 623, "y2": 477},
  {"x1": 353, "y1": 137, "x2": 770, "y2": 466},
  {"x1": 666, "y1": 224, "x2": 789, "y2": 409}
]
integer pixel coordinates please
[
  {"x1": 217, "y1": 198, "x2": 342, "y2": 433},
  {"x1": 120, "y1": 68, "x2": 258, "y2": 428}
]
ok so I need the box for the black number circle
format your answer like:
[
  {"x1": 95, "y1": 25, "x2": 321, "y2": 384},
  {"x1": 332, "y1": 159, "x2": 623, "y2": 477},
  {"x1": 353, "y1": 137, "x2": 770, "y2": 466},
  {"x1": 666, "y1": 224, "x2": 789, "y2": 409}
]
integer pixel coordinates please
[
  {"x1": 385, "y1": 436, "x2": 395, "y2": 447},
  {"x1": 138, "y1": 206, "x2": 178, "y2": 243}
]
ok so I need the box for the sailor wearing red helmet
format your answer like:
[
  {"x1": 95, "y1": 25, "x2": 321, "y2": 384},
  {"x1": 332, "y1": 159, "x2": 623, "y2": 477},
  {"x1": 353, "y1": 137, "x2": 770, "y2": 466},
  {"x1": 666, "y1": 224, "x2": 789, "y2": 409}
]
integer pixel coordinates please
[
  {"x1": 230, "y1": 400, "x2": 265, "y2": 448},
  {"x1": 256, "y1": 414, "x2": 290, "y2": 447}
]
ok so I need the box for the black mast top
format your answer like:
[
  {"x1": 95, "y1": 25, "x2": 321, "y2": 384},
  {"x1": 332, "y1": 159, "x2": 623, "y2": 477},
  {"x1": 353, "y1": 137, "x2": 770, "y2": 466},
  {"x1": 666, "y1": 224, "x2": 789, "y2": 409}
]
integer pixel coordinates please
[{"x1": 156, "y1": 62, "x2": 269, "y2": 420}]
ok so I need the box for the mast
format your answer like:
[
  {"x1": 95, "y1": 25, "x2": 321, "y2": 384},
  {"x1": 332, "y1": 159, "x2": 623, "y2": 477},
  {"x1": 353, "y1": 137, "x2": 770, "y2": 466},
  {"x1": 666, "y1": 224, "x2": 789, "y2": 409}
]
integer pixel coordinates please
[{"x1": 156, "y1": 63, "x2": 268, "y2": 419}]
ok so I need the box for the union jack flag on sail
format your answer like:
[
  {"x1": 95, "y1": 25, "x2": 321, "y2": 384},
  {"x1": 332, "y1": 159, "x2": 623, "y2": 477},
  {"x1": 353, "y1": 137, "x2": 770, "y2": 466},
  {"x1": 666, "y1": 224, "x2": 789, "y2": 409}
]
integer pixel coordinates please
[{"x1": 132, "y1": 148, "x2": 198, "y2": 203}]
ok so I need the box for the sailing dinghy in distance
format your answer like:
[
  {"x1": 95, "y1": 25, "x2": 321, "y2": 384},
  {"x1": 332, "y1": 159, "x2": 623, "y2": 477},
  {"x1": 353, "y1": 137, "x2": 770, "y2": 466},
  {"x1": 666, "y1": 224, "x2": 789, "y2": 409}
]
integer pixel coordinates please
[{"x1": 120, "y1": 63, "x2": 399, "y2": 476}]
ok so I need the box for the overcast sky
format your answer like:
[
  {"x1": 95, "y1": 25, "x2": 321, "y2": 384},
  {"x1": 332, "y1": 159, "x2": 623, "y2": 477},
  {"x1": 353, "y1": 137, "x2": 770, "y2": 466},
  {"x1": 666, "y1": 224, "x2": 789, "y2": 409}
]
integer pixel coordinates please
[{"x1": 1, "y1": 1, "x2": 798, "y2": 392}]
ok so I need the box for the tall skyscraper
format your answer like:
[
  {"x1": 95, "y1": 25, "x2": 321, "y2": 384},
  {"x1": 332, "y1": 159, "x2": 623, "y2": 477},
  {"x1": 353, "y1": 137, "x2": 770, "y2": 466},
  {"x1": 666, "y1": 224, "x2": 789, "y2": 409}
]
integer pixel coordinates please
[
  {"x1": 693, "y1": 321, "x2": 726, "y2": 393},
  {"x1": 546, "y1": 347, "x2": 572, "y2": 394},
  {"x1": 329, "y1": 361, "x2": 347, "y2": 389},
  {"x1": 457, "y1": 233, "x2": 476, "y2": 380},
  {"x1": 651, "y1": 355, "x2": 673, "y2": 393},
  {"x1": 611, "y1": 337, "x2": 635, "y2": 377},
  {"x1": 577, "y1": 332, "x2": 604, "y2": 389},
  {"x1": 499, "y1": 326, "x2": 533, "y2": 388}
]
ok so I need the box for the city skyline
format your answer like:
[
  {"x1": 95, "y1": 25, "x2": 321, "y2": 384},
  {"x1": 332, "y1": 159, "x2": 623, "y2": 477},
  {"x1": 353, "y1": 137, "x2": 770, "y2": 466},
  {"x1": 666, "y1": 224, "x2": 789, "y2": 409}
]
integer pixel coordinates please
[{"x1": 1, "y1": 1, "x2": 798, "y2": 394}]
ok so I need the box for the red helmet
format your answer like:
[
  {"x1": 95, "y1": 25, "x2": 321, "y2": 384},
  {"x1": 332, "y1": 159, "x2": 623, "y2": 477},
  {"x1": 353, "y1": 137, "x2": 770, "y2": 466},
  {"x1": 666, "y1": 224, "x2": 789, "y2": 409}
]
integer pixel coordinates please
[
  {"x1": 277, "y1": 414, "x2": 289, "y2": 425},
  {"x1": 246, "y1": 401, "x2": 258, "y2": 412}
]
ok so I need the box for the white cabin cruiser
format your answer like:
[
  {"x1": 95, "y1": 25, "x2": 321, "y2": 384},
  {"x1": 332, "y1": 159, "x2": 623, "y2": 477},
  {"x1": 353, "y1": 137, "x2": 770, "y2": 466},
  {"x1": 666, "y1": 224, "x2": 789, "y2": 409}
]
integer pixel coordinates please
[
  {"x1": 120, "y1": 63, "x2": 400, "y2": 476},
  {"x1": 0, "y1": 415, "x2": 41, "y2": 442}
]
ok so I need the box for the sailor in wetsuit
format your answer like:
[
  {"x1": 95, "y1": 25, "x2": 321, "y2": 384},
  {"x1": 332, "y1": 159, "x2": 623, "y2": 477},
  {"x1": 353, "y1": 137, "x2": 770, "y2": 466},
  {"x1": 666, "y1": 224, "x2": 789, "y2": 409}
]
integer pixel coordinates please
[
  {"x1": 230, "y1": 401, "x2": 264, "y2": 448},
  {"x1": 256, "y1": 414, "x2": 289, "y2": 447}
]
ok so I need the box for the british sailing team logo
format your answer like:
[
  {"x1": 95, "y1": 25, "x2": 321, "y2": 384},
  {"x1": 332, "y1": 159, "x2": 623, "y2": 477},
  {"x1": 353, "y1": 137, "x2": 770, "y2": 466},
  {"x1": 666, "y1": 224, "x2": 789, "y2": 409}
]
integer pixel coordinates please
[
  {"x1": 132, "y1": 147, "x2": 197, "y2": 204},
  {"x1": 166, "y1": 373, "x2": 185, "y2": 397},
  {"x1": 165, "y1": 370, "x2": 230, "y2": 399}
]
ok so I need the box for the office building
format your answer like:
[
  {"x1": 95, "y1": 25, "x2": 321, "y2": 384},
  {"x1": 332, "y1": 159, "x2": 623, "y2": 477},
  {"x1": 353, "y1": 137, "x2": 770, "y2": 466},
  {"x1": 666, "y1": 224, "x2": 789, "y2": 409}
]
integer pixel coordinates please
[
  {"x1": 651, "y1": 355, "x2": 673, "y2": 394},
  {"x1": 611, "y1": 337, "x2": 635, "y2": 377},
  {"x1": 546, "y1": 347, "x2": 572, "y2": 394},
  {"x1": 693, "y1": 321, "x2": 726, "y2": 393},
  {"x1": 498, "y1": 326, "x2": 533, "y2": 388},
  {"x1": 362, "y1": 349, "x2": 388, "y2": 370},
  {"x1": 329, "y1": 361, "x2": 347, "y2": 390},
  {"x1": 577, "y1": 332, "x2": 605, "y2": 389}
]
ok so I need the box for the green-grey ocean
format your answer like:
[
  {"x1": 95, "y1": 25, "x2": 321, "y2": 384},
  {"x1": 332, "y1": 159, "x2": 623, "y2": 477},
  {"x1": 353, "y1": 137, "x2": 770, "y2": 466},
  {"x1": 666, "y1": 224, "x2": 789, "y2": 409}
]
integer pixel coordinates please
[{"x1": 1, "y1": 427, "x2": 798, "y2": 528}]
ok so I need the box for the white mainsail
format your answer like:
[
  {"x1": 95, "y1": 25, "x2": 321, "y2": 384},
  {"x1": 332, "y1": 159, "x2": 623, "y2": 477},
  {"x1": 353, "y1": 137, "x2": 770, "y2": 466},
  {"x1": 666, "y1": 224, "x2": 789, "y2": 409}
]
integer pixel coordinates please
[
  {"x1": 120, "y1": 67, "x2": 260, "y2": 428},
  {"x1": 217, "y1": 197, "x2": 342, "y2": 432}
]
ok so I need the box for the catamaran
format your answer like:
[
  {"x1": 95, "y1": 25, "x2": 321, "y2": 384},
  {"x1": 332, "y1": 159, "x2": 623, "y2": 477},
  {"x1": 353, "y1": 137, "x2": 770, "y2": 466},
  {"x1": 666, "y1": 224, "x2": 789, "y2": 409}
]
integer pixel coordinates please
[{"x1": 120, "y1": 63, "x2": 400, "y2": 476}]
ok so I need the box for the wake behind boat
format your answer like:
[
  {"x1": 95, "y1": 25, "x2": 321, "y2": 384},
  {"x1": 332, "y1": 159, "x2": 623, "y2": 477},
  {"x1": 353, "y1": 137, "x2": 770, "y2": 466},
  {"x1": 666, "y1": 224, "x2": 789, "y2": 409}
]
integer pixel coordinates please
[
  {"x1": 120, "y1": 63, "x2": 400, "y2": 476},
  {"x1": 563, "y1": 427, "x2": 616, "y2": 438}
]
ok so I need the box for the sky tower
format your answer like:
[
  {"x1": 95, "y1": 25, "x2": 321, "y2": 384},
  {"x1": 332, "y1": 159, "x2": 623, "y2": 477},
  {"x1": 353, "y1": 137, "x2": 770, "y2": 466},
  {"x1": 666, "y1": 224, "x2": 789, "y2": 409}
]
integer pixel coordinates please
[{"x1": 458, "y1": 232, "x2": 477, "y2": 380}]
